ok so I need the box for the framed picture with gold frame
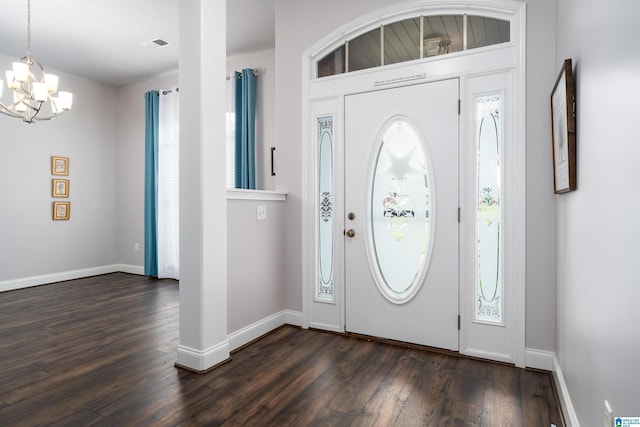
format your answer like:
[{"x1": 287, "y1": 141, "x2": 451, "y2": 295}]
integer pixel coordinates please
[
  {"x1": 53, "y1": 201, "x2": 70, "y2": 220},
  {"x1": 52, "y1": 179, "x2": 69, "y2": 198},
  {"x1": 551, "y1": 58, "x2": 577, "y2": 193},
  {"x1": 51, "y1": 156, "x2": 69, "y2": 176}
]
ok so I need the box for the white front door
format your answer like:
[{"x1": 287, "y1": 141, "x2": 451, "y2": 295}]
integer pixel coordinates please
[{"x1": 344, "y1": 79, "x2": 459, "y2": 351}]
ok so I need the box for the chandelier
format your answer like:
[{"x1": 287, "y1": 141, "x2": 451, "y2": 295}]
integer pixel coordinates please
[{"x1": 0, "y1": 0, "x2": 72, "y2": 123}]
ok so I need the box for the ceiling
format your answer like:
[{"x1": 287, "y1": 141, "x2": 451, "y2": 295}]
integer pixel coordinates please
[{"x1": 0, "y1": 0, "x2": 275, "y2": 87}]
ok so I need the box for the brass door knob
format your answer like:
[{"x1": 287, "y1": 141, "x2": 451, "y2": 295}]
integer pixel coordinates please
[{"x1": 345, "y1": 229, "x2": 356, "y2": 238}]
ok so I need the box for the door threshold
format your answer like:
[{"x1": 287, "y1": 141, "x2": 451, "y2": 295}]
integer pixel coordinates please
[{"x1": 340, "y1": 330, "x2": 516, "y2": 368}]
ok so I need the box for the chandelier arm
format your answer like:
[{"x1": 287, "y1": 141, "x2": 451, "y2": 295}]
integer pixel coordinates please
[
  {"x1": 10, "y1": 88, "x2": 43, "y2": 113},
  {"x1": 0, "y1": 104, "x2": 25, "y2": 119}
]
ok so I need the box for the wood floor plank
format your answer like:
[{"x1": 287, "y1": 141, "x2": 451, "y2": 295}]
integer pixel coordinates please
[
  {"x1": 481, "y1": 362, "x2": 524, "y2": 425},
  {"x1": 0, "y1": 273, "x2": 564, "y2": 426},
  {"x1": 325, "y1": 341, "x2": 399, "y2": 417},
  {"x1": 352, "y1": 350, "x2": 423, "y2": 426},
  {"x1": 521, "y1": 369, "x2": 564, "y2": 427},
  {"x1": 265, "y1": 336, "x2": 379, "y2": 425}
]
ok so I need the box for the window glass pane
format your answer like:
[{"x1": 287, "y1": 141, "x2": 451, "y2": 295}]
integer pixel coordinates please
[
  {"x1": 384, "y1": 18, "x2": 420, "y2": 65},
  {"x1": 423, "y1": 15, "x2": 464, "y2": 56},
  {"x1": 475, "y1": 94, "x2": 502, "y2": 322},
  {"x1": 317, "y1": 116, "x2": 334, "y2": 301},
  {"x1": 348, "y1": 28, "x2": 381, "y2": 72},
  {"x1": 371, "y1": 118, "x2": 432, "y2": 300},
  {"x1": 317, "y1": 45, "x2": 346, "y2": 78},
  {"x1": 467, "y1": 16, "x2": 510, "y2": 49}
]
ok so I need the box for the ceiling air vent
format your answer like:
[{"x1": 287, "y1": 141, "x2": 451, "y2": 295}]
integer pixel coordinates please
[{"x1": 142, "y1": 38, "x2": 170, "y2": 49}]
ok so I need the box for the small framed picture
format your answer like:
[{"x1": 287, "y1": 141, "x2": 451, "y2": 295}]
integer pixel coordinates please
[
  {"x1": 52, "y1": 179, "x2": 69, "y2": 198},
  {"x1": 550, "y1": 58, "x2": 577, "y2": 193},
  {"x1": 53, "y1": 201, "x2": 70, "y2": 220},
  {"x1": 52, "y1": 156, "x2": 69, "y2": 176}
]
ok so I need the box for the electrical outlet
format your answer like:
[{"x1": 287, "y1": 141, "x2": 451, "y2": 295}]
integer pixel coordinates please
[
  {"x1": 134, "y1": 242, "x2": 139, "y2": 252},
  {"x1": 605, "y1": 400, "x2": 614, "y2": 427},
  {"x1": 257, "y1": 205, "x2": 267, "y2": 221}
]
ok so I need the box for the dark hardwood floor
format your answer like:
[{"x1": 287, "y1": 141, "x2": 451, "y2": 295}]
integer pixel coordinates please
[{"x1": 0, "y1": 273, "x2": 563, "y2": 426}]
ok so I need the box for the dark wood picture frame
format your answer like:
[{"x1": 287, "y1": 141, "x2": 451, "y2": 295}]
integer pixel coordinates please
[{"x1": 551, "y1": 58, "x2": 576, "y2": 193}]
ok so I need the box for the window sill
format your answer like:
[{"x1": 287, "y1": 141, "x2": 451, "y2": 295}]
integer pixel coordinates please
[{"x1": 227, "y1": 189, "x2": 287, "y2": 201}]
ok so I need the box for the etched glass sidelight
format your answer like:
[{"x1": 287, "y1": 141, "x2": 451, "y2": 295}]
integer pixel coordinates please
[
  {"x1": 370, "y1": 118, "x2": 433, "y2": 303},
  {"x1": 317, "y1": 117, "x2": 334, "y2": 301},
  {"x1": 475, "y1": 95, "x2": 502, "y2": 322}
]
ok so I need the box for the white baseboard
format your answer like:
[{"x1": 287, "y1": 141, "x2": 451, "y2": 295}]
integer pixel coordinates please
[
  {"x1": 553, "y1": 353, "x2": 580, "y2": 427},
  {"x1": 227, "y1": 310, "x2": 303, "y2": 352},
  {"x1": 283, "y1": 309, "x2": 303, "y2": 327},
  {"x1": 176, "y1": 340, "x2": 231, "y2": 372},
  {"x1": 0, "y1": 265, "x2": 118, "y2": 293},
  {"x1": 525, "y1": 348, "x2": 553, "y2": 371},
  {"x1": 228, "y1": 311, "x2": 287, "y2": 351},
  {"x1": 114, "y1": 264, "x2": 145, "y2": 275},
  {"x1": 0, "y1": 264, "x2": 145, "y2": 293}
]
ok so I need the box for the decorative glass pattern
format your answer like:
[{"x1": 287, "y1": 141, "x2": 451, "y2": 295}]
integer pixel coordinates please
[
  {"x1": 475, "y1": 94, "x2": 502, "y2": 322},
  {"x1": 317, "y1": 116, "x2": 334, "y2": 300},
  {"x1": 370, "y1": 118, "x2": 433, "y2": 302}
]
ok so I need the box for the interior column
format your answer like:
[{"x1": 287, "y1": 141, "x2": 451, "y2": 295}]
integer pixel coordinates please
[{"x1": 176, "y1": 0, "x2": 229, "y2": 371}]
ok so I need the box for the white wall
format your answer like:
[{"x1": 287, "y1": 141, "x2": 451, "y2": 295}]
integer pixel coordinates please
[
  {"x1": 274, "y1": 0, "x2": 557, "y2": 352},
  {"x1": 227, "y1": 49, "x2": 276, "y2": 191},
  {"x1": 555, "y1": 0, "x2": 640, "y2": 422},
  {"x1": 0, "y1": 52, "x2": 119, "y2": 284}
]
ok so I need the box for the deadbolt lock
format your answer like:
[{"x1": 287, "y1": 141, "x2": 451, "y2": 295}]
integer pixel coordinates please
[{"x1": 347, "y1": 212, "x2": 356, "y2": 220}]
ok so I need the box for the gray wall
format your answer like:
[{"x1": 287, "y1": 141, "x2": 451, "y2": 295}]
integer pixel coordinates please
[
  {"x1": 115, "y1": 62, "x2": 286, "y2": 336},
  {"x1": 0, "y1": 51, "x2": 118, "y2": 283},
  {"x1": 227, "y1": 198, "x2": 286, "y2": 333},
  {"x1": 117, "y1": 49, "x2": 277, "y2": 268},
  {"x1": 555, "y1": 0, "x2": 640, "y2": 421},
  {"x1": 274, "y1": 0, "x2": 558, "y2": 352}
]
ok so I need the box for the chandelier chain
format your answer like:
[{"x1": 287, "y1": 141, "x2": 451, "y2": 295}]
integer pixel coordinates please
[{"x1": 26, "y1": 0, "x2": 32, "y2": 58}]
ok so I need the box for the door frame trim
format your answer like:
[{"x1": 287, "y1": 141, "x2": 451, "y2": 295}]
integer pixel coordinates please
[{"x1": 301, "y1": 0, "x2": 526, "y2": 367}]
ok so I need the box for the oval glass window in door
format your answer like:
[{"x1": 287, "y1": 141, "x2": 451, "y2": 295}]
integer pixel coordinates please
[
  {"x1": 317, "y1": 116, "x2": 334, "y2": 301},
  {"x1": 368, "y1": 117, "x2": 434, "y2": 304},
  {"x1": 475, "y1": 94, "x2": 502, "y2": 322}
]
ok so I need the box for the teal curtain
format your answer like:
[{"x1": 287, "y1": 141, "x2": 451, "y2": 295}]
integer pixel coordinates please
[
  {"x1": 234, "y1": 69, "x2": 257, "y2": 189},
  {"x1": 144, "y1": 91, "x2": 159, "y2": 276}
]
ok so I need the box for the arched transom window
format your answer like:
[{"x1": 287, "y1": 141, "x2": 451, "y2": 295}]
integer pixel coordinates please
[{"x1": 317, "y1": 14, "x2": 510, "y2": 78}]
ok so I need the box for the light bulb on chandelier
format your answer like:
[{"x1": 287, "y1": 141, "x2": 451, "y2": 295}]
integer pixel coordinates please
[{"x1": 0, "y1": 0, "x2": 72, "y2": 123}]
